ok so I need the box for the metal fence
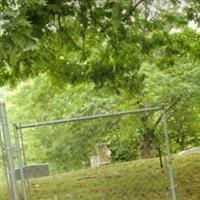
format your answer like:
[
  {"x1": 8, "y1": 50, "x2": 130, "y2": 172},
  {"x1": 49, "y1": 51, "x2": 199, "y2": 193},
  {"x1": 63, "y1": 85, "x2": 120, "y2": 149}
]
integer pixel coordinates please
[
  {"x1": 0, "y1": 124, "x2": 10, "y2": 200},
  {"x1": 0, "y1": 101, "x2": 177, "y2": 200}
]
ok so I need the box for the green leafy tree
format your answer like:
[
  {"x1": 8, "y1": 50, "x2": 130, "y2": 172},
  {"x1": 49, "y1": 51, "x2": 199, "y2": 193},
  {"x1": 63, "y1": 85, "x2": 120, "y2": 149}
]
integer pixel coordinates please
[{"x1": 2, "y1": 0, "x2": 200, "y2": 171}]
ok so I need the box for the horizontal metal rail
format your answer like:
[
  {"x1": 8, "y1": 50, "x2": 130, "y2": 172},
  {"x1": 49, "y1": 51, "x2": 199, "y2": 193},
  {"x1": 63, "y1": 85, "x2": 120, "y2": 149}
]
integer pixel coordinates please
[{"x1": 16, "y1": 107, "x2": 161, "y2": 129}]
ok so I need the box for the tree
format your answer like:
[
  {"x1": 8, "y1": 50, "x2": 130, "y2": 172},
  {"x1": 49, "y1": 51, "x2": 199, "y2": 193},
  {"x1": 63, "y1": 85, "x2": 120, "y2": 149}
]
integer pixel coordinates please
[
  {"x1": 1, "y1": 0, "x2": 198, "y2": 89},
  {"x1": 2, "y1": 0, "x2": 200, "y2": 171}
]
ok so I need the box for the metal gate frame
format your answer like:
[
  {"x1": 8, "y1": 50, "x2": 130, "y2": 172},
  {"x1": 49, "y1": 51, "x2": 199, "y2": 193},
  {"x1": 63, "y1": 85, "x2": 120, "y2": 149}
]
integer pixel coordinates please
[
  {"x1": 0, "y1": 111, "x2": 11, "y2": 200},
  {"x1": 0, "y1": 101, "x2": 177, "y2": 200}
]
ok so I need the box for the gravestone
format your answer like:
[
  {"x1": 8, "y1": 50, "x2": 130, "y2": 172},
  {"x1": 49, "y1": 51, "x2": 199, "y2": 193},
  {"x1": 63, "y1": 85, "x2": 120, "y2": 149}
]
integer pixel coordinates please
[
  {"x1": 90, "y1": 144, "x2": 112, "y2": 167},
  {"x1": 178, "y1": 147, "x2": 200, "y2": 156},
  {"x1": 90, "y1": 155, "x2": 100, "y2": 168},
  {"x1": 96, "y1": 144, "x2": 112, "y2": 165},
  {"x1": 15, "y1": 163, "x2": 49, "y2": 181}
]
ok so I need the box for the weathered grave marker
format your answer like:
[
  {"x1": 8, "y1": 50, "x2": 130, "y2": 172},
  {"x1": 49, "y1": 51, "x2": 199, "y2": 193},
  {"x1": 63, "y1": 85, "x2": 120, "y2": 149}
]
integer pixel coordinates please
[
  {"x1": 15, "y1": 164, "x2": 49, "y2": 180},
  {"x1": 96, "y1": 144, "x2": 112, "y2": 165},
  {"x1": 90, "y1": 144, "x2": 112, "y2": 167},
  {"x1": 90, "y1": 155, "x2": 100, "y2": 168}
]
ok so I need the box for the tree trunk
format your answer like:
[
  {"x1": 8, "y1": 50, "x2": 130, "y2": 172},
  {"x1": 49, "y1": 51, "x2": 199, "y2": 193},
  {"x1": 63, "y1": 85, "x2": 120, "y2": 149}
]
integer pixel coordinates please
[
  {"x1": 140, "y1": 131, "x2": 154, "y2": 159},
  {"x1": 179, "y1": 117, "x2": 185, "y2": 150}
]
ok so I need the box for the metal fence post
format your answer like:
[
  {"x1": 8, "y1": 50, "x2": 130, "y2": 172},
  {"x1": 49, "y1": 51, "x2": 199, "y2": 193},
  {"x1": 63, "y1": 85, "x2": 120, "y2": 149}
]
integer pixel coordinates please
[
  {"x1": 0, "y1": 101, "x2": 19, "y2": 200},
  {"x1": 162, "y1": 107, "x2": 177, "y2": 200},
  {"x1": 0, "y1": 134, "x2": 12, "y2": 200},
  {"x1": 13, "y1": 124, "x2": 30, "y2": 200}
]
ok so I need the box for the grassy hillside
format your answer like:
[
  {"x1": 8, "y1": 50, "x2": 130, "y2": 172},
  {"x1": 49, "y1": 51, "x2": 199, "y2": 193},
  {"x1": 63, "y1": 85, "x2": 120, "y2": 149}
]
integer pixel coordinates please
[{"x1": 1, "y1": 155, "x2": 200, "y2": 200}]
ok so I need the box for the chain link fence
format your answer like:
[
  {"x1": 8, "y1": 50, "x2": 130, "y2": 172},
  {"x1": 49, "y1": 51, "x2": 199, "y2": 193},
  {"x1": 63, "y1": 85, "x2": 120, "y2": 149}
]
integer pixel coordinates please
[{"x1": 0, "y1": 103, "x2": 177, "y2": 200}]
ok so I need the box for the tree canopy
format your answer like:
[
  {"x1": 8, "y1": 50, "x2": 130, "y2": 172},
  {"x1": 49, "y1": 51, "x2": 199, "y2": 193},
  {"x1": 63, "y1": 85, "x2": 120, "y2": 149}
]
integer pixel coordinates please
[
  {"x1": 1, "y1": 0, "x2": 200, "y2": 172},
  {"x1": 1, "y1": 0, "x2": 200, "y2": 90}
]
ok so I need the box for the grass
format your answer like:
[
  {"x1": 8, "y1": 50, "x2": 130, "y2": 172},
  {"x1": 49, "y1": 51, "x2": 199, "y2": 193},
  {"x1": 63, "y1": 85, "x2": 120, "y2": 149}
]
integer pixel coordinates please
[{"x1": 1, "y1": 154, "x2": 200, "y2": 200}]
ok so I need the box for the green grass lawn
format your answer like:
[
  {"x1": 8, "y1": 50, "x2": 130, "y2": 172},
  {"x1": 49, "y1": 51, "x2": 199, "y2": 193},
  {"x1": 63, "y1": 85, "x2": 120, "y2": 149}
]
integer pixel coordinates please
[{"x1": 1, "y1": 154, "x2": 200, "y2": 200}]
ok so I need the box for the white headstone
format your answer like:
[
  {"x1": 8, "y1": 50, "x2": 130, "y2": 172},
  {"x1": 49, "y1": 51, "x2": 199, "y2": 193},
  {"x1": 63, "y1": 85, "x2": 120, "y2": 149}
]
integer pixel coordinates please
[
  {"x1": 90, "y1": 155, "x2": 100, "y2": 168},
  {"x1": 96, "y1": 144, "x2": 112, "y2": 165}
]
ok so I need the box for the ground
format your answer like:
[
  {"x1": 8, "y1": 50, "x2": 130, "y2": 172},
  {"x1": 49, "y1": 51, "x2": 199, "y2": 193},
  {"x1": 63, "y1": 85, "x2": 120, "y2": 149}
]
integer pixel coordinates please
[{"x1": 1, "y1": 154, "x2": 200, "y2": 200}]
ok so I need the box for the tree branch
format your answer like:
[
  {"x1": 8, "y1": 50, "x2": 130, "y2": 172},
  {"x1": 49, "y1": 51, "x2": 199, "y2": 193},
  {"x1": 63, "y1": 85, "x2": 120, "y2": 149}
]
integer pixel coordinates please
[
  {"x1": 123, "y1": 0, "x2": 146, "y2": 21},
  {"x1": 152, "y1": 94, "x2": 183, "y2": 130},
  {"x1": 100, "y1": 0, "x2": 145, "y2": 33}
]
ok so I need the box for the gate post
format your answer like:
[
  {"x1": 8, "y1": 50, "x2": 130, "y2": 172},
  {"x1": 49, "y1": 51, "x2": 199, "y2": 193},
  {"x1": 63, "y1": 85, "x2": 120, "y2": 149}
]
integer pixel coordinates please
[
  {"x1": 162, "y1": 106, "x2": 177, "y2": 200},
  {"x1": 0, "y1": 101, "x2": 19, "y2": 200}
]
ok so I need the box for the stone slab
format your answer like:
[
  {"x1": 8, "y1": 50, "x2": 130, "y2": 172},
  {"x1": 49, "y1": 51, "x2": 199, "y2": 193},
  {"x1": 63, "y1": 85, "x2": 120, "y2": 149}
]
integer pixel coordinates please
[
  {"x1": 90, "y1": 155, "x2": 100, "y2": 168},
  {"x1": 15, "y1": 163, "x2": 49, "y2": 180},
  {"x1": 96, "y1": 144, "x2": 112, "y2": 163}
]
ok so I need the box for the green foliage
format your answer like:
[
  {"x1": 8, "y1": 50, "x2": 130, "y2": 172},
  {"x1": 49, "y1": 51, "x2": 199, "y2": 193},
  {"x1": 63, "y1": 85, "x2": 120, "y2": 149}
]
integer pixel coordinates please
[
  {"x1": 6, "y1": 56, "x2": 200, "y2": 172},
  {"x1": 6, "y1": 76, "x2": 144, "y2": 171},
  {"x1": 2, "y1": 0, "x2": 200, "y2": 174},
  {"x1": 1, "y1": 0, "x2": 200, "y2": 90}
]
